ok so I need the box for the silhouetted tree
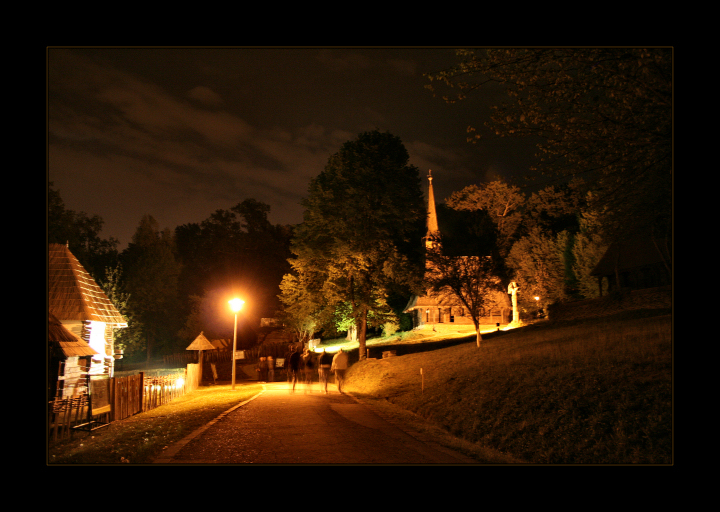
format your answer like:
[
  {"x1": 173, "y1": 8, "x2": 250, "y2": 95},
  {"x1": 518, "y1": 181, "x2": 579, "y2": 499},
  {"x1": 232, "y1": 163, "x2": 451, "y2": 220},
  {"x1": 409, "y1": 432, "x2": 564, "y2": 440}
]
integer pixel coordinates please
[
  {"x1": 427, "y1": 48, "x2": 672, "y2": 248},
  {"x1": 121, "y1": 215, "x2": 182, "y2": 361},
  {"x1": 47, "y1": 182, "x2": 119, "y2": 280},
  {"x1": 174, "y1": 199, "x2": 292, "y2": 330},
  {"x1": 445, "y1": 178, "x2": 525, "y2": 257}
]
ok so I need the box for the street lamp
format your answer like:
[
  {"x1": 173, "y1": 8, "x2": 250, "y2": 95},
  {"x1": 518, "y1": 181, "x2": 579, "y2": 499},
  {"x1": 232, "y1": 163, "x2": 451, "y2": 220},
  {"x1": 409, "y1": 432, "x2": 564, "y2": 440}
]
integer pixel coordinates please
[{"x1": 229, "y1": 298, "x2": 245, "y2": 390}]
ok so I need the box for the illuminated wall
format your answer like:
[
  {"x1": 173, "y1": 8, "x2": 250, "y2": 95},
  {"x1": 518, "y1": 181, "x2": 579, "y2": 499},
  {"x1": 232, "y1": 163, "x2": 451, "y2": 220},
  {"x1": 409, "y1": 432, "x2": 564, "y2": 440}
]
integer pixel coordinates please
[{"x1": 87, "y1": 321, "x2": 108, "y2": 374}]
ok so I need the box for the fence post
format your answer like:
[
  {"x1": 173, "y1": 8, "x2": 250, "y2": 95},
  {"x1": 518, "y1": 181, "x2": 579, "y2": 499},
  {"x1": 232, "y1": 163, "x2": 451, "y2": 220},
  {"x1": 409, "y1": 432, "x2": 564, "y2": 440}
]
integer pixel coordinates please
[
  {"x1": 139, "y1": 371, "x2": 145, "y2": 412},
  {"x1": 111, "y1": 377, "x2": 117, "y2": 422}
]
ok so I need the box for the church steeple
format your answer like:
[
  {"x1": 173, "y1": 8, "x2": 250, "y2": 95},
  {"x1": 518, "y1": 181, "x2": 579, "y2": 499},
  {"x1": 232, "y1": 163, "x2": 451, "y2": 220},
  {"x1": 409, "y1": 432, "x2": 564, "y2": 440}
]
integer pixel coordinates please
[{"x1": 425, "y1": 170, "x2": 439, "y2": 247}]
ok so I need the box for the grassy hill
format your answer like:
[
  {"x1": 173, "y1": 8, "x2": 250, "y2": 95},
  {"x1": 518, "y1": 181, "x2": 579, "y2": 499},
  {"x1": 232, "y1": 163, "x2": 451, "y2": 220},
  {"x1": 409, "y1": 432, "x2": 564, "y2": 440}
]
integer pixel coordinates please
[{"x1": 341, "y1": 312, "x2": 672, "y2": 464}]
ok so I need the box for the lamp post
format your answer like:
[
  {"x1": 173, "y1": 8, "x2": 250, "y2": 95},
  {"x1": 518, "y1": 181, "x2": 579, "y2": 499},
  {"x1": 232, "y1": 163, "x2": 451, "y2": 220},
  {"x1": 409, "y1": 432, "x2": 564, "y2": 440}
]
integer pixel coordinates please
[{"x1": 229, "y1": 298, "x2": 245, "y2": 390}]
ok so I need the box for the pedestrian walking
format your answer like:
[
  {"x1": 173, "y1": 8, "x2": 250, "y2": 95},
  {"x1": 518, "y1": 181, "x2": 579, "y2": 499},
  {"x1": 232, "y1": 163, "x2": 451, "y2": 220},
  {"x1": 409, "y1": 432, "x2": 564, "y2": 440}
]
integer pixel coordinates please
[
  {"x1": 318, "y1": 349, "x2": 333, "y2": 394},
  {"x1": 284, "y1": 345, "x2": 294, "y2": 382},
  {"x1": 288, "y1": 346, "x2": 301, "y2": 391},
  {"x1": 331, "y1": 348, "x2": 349, "y2": 393},
  {"x1": 267, "y1": 356, "x2": 275, "y2": 382},
  {"x1": 302, "y1": 348, "x2": 315, "y2": 385},
  {"x1": 256, "y1": 357, "x2": 268, "y2": 382}
]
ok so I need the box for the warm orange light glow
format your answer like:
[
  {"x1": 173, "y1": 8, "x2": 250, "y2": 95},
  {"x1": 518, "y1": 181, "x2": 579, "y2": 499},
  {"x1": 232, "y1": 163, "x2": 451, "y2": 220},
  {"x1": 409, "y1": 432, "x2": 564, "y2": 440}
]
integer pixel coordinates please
[{"x1": 229, "y1": 298, "x2": 245, "y2": 313}]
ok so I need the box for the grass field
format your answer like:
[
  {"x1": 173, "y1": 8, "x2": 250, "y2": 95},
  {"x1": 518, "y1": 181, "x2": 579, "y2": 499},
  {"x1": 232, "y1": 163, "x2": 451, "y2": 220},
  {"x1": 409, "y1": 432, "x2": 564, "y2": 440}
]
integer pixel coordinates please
[
  {"x1": 48, "y1": 384, "x2": 264, "y2": 464},
  {"x1": 343, "y1": 312, "x2": 672, "y2": 464}
]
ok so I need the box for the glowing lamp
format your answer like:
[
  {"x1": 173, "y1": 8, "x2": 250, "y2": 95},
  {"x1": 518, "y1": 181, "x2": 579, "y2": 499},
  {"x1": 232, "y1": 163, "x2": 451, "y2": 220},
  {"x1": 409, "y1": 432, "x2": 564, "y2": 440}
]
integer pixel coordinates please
[{"x1": 229, "y1": 298, "x2": 245, "y2": 313}]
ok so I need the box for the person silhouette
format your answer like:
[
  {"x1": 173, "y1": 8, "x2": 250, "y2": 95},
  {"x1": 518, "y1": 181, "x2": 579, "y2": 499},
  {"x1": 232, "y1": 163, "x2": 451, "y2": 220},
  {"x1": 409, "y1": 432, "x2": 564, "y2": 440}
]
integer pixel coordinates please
[
  {"x1": 331, "y1": 348, "x2": 349, "y2": 393},
  {"x1": 288, "y1": 346, "x2": 301, "y2": 391},
  {"x1": 318, "y1": 349, "x2": 333, "y2": 394}
]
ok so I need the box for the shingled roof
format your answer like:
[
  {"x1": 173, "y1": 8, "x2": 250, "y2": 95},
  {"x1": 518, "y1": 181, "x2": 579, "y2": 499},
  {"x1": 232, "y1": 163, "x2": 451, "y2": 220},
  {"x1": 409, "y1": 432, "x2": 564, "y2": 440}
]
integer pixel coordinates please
[
  {"x1": 49, "y1": 311, "x2": 98, "y2": 358},
  {"x1": 48, "y1": 243, "x2": 127, "y2": 326}
]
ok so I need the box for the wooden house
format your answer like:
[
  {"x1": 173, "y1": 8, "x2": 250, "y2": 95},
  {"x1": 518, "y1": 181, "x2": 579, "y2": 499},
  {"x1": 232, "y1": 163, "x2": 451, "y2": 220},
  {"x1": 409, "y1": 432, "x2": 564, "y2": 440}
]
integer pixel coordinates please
[
  {"x1": 48, "y1": 311, "x2": 98, "y2": 399},
  {"x1": 48, "y1": 243, "x2": 127, "y2": 379},
  {"x1": 590, "y1": 236, "x2": 671, "y2": 295},
  {"x1": 404, "y1": 172, "x2": 511, "y2": 331}
]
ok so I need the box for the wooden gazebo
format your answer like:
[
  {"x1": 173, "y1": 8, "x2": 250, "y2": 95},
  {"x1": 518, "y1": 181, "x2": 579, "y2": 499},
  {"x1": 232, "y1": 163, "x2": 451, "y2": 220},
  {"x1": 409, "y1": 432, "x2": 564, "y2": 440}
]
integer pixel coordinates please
[{"x1": 186, "y1": 332, "x2": 216, "y2": 384}]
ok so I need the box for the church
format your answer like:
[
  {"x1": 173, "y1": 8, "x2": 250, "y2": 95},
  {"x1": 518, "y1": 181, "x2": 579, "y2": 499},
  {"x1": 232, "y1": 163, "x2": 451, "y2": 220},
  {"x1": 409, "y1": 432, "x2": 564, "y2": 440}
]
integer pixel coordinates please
[{"x1": 403, "y1": 171, "x2": 512, "y2": 331}]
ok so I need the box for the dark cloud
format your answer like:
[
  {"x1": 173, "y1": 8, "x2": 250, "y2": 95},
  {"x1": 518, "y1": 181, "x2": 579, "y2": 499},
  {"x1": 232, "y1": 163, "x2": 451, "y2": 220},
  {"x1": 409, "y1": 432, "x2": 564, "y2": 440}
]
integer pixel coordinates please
[{"x1": 47, "y1": 47, "x2": 538, "y2": 249}]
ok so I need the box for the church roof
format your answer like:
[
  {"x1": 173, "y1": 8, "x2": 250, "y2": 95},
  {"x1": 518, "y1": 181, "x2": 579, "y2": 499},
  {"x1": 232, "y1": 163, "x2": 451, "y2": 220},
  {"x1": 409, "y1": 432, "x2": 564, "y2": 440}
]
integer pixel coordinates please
[
  {"x1": 426, "y1": 169, "x2": 439, "y2": 236},
  {"x1": 406, "y1": 171, "x2": 511, "y2": 316},
  {"x1": 48, "y1": 243, "x2": 127, "y2": 326}
]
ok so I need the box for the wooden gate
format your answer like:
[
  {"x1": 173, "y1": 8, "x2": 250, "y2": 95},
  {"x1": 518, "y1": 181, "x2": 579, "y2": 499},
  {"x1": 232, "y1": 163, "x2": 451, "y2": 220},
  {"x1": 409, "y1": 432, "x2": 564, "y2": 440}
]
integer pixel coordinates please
[{"x1": 112, "y1": 373, "x2": 144, "y2": 421}]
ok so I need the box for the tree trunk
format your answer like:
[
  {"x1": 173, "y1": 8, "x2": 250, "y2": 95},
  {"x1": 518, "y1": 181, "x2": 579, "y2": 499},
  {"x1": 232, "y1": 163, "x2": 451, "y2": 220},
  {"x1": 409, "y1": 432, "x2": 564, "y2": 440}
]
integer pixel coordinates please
[
  {"x1": 474, "y1": 319, "x2": 482, "y2": 347},
  {"x1": 357, "y1": 312, "x2": 368, "y2": 361}
]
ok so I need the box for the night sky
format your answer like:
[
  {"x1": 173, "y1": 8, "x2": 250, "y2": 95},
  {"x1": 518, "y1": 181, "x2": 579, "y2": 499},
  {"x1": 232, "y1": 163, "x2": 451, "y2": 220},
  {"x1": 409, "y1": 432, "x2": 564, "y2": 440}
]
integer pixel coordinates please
[{"x1": 47, "y1": 47, "x2": 539, "y2": 249}]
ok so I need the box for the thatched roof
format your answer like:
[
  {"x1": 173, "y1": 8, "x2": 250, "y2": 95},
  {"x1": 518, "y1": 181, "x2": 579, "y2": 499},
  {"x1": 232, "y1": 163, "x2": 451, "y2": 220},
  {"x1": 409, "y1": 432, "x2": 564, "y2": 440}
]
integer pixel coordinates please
[
  {"x1": 186, "y1": 332, "x2": 216, "y2": 351},
  {"x1": 49, "y1": 312, "x2": 98, "y2": 358},
  {"x1": 211, "y1": 338, "x2": 233, "y2": 350},
  {"x1": 48, "y1": 243, "x2": 127, "y2": 326}
]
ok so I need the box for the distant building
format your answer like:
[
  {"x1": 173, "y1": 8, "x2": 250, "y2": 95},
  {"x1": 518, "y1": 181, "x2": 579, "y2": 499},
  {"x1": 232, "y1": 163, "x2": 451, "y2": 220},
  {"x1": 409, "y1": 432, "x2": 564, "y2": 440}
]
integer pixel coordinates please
[
  {"x1": 404, "y1": 172, "x2": 511, "y2": 331},
  {"x1": 590, "y1": 236, "x2": 671, "y2": 295}
]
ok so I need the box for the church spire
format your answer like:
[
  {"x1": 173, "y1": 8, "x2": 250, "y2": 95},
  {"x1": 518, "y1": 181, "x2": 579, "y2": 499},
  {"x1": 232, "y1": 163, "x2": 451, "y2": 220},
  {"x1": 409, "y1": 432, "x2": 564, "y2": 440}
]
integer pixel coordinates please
[{"x1": 426, "y1": 170, "x2": 439, "y2": 246}]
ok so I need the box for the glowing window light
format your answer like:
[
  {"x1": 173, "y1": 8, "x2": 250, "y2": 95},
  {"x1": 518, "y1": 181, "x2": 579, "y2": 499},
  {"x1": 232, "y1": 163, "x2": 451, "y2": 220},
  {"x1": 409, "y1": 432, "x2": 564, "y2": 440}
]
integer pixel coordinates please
[{"x1": 88, "y1": 321, "x2": 106, "y2": 361}]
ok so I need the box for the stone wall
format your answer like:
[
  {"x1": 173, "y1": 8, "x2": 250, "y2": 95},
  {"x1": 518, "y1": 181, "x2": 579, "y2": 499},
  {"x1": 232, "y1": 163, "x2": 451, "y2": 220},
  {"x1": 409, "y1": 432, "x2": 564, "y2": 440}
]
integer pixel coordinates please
[{"x1": 548, "y1": 285, "x2": 672, "y2": 322}]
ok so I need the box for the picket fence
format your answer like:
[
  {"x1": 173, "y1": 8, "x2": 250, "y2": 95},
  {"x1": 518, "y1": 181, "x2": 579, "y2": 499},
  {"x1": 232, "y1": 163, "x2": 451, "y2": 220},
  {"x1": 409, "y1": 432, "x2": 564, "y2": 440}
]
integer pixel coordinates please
[{"x1": 48, "y1": 365, "x2": 198, "y2": 443}]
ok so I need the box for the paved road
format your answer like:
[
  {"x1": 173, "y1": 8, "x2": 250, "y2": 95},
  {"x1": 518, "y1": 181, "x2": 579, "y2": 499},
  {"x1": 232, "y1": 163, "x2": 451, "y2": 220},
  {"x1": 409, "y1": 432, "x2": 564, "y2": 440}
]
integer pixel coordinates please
[{"x1": 154, "y1": 381, "x2": 479, "y2": 464}]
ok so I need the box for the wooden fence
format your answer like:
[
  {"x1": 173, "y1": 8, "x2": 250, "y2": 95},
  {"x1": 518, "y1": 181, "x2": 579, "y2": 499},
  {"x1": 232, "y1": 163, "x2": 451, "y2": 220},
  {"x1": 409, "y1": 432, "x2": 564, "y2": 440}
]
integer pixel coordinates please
[{"x1": 49, "y1": 367, "x2": 194, "y2": 442}]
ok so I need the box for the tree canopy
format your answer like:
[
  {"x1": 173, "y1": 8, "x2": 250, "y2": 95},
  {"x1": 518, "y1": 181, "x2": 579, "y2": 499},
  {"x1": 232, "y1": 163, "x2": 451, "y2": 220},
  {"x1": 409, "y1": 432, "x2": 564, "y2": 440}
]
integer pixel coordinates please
[
  {"x1": 426, "y1": 48, "x2": 672, "y2": 244},
  {"x1": 282, "y1": 130, "x2": 426, "y2": 360},
  {"x1": 120, "y1": 215, "x2": 183, "y2": 361},
  {"x1": 174, "y1": 198, "x2": 292, "y2": 329},
  {"x1": 48, "y1": 183, "x2": 119, "y2": 280}
]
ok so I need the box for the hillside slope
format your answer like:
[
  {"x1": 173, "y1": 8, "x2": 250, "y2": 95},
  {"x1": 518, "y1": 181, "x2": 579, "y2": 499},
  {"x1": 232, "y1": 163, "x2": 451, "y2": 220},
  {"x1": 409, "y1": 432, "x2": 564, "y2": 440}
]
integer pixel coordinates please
[{"x1": 344, "y1": 313, "x2": 672, "y2": 464}]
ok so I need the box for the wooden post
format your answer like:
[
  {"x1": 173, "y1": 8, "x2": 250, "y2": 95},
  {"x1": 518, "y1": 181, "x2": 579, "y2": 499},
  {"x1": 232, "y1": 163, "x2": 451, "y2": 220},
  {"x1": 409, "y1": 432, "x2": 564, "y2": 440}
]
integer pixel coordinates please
[
  {"x1": 139, "y1": 372, "x2": 145, "y2": 413},
  {"x1": 198, "y1": 350, "x2": 204, "y2": 385}
]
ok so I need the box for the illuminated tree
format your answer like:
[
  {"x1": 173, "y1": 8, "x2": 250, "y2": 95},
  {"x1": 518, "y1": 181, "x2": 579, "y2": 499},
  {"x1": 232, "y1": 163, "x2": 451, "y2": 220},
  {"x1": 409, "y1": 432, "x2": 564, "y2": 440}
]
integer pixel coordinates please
[
  {"x1": 426, "y1": 48, "x2": 672, "y2": 245},
  {"x1": 424, "y1": 235, "x2": 505, "y2": 347},
  {"x1": 285, "y1": 130, "x2": 425, "y2": 360},
  {"x1": 506, "y1": 226, "x2": 567, "y2": 315},
  {"x1": 278, "y1": 265, "x2": 326, "y2": 344},
  {"x1": 445, "y1": 178, "x2": 525, "y2": 257},
  {"x1": 98, "y1": 262, "x2": 145, "y2": 359}
]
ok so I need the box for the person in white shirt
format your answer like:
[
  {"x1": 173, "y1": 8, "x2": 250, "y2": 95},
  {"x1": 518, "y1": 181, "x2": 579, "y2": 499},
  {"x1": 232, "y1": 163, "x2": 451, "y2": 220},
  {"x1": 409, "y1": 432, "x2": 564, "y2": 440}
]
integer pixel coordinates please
[{"x1": 331, "y1": 348, "x2": 349, "y2": 393}]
